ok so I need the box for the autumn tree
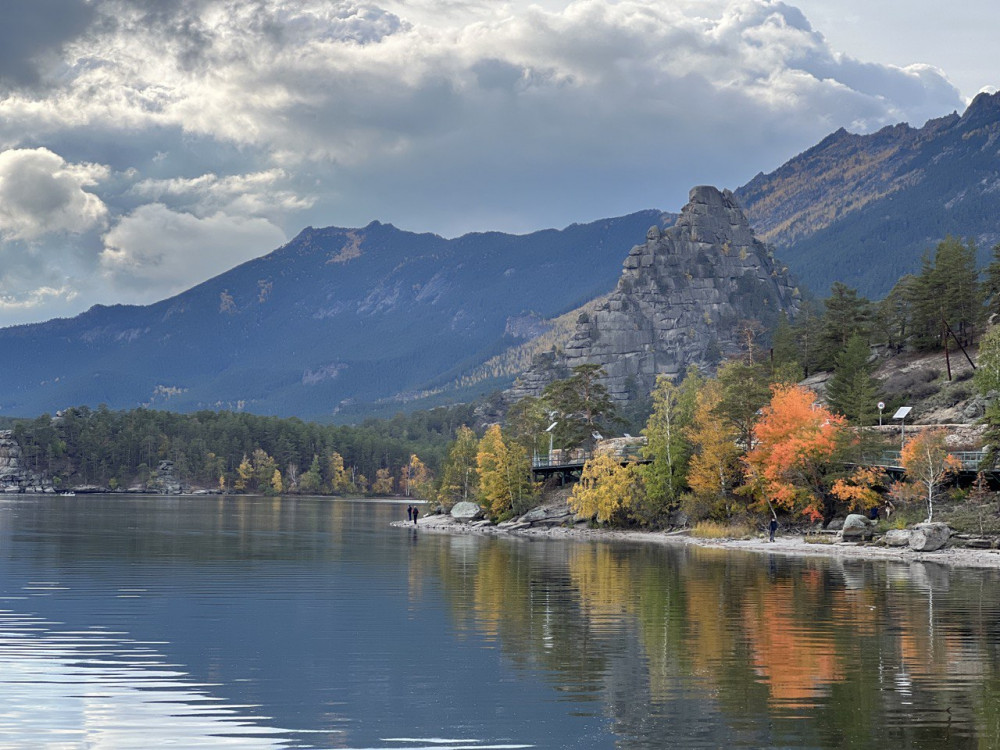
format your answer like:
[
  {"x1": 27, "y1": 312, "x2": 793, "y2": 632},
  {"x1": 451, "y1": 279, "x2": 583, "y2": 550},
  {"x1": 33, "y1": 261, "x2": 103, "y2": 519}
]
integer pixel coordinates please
[
  {"x1": 895, "y1": 429, "x2": 961, "y2": 522},
  {"x1": 639, "y1": 370, "x2": 701, "y2": 523},
  {"x1": 477, "y1": 424, "x2": 534, "y2": 519},
  {"x1": 235, "y1": 454, "x2": 253, "y2": 491},
  {"x1": 271, "y1": 468, "x2": 283, "y2": 495},
  {"x1": 438, "y1": 425, "x2": 479, "y2": 508},
  {"x1": 328, "y1": 451, "x2": 350, "y2": 494},
  {"x1": 372, "y1": 467, "x2": 395, "y2": 495},
  {"x1": 830, "y1": 466, "x2": 888, "y2": 514},
  {"x1": 568, "y1": 451, "x2": 639, "y2": 524},
  {"x1": 741, "y1": 384, "x2": 847, "y2": 522},
  {"x1": 402, "y1": 453, "x2": 433, "y2": 500},
  {"x1": 685, "y1": 379, "x2": 742, "y2": 518}
]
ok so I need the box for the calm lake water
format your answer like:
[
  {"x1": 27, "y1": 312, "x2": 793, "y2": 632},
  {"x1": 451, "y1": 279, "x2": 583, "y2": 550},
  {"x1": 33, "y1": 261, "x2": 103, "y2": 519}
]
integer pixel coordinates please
[{"x1": 1, "y1": 495, "x2": 999, "y2": 749}]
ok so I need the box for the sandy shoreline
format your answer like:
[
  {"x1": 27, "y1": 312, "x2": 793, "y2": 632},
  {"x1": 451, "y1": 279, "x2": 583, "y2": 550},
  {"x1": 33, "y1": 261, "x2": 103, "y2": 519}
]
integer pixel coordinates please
[{"x1": 394, "y1": 514, "x2": 1000, "y2": 570}]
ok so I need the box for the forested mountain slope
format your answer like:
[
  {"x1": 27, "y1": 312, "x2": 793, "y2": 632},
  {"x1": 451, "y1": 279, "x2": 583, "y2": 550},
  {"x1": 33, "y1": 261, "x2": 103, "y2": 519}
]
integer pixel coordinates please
[
  {"x1": 737, "y1": 90, "x2": 1000, "y2": 298},
  {"x1": 0, "y1": 212, "x2": 672, "y2": 420}
]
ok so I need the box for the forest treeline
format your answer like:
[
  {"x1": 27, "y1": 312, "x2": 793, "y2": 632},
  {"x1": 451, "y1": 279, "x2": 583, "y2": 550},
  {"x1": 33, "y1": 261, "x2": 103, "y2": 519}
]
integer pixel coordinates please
[{"x1": 9, "y1": 404, "x2": 475, "y2": 495}]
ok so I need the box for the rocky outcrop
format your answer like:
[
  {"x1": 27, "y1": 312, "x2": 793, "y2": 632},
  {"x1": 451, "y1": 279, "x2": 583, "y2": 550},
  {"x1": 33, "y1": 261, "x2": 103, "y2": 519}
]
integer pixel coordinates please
[
  {"x1": 883, "y1": 529, "x2": 912, "y2": 547},
  {"x1": 149, "y1": 460, "x2": 184, "y2": 494},
  {"x1": 507, "y1": 186, "x2": 799, "y2": 404},
  {"x1": 0, "y1": 430, "x2": 54, "y2": 493}
]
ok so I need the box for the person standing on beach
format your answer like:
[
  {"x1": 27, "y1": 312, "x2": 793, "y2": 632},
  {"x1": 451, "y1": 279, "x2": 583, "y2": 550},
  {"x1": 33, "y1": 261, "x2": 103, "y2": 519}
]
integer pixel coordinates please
[
  {"x1": 406, "y1": 505, "x2": 413, "y2": 522},
  {"x1": 412, "y1": 506, "x2": 418, "y2": 525},
  {"x1": 769, "y1": 517, "x2": 778, "y2": 542}
]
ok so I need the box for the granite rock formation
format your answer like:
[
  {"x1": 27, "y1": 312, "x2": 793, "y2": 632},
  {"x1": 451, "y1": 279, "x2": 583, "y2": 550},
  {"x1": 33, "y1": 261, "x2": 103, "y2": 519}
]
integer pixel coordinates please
[
  {"x1": 507, "y1": 186, "x2": 799, "y2": 405},
  {"x1": 0, "y1": 430, "x2": 54, "y2": 493}
]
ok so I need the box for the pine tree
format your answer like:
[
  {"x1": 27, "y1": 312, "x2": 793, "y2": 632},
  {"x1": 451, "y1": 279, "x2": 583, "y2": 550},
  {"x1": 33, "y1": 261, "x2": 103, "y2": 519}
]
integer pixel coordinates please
[
  {"x1": 819, "y1": 283, "x2": 872, "y2": 368},
  {"x1": 825, "y1": 334, "x2": 881, "y2": 426}
]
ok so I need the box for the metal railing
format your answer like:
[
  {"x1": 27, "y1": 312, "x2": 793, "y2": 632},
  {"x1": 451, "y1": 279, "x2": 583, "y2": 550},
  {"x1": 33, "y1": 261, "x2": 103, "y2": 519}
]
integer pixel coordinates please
[{"x1": 876, "y1": 450, "x2": 992, "y2": 471}]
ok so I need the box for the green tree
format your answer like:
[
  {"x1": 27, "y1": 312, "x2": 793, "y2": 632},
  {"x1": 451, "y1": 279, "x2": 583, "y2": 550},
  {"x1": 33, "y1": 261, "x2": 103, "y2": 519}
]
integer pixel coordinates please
[
  {"x1": 542, "y1": 364, "x2": 620, "y2": 450},
  {"x1": 438, "y1": 425, "x2": 479, "y2": 508},
  {"x1": 825, "y1": 334, "x2": 882, "y2": 427},
  {"x1": 982, "y1": 243, "x2": 1000, "y2": 318},
  {"x1": 300, "y1": 455, "x2": 322, "y2": 494},
  {"x1": 819, "y1": 283, "x2": 873, "y2": 368},
  {"x1": 910, "y1": 237, "x2": 981, "y2": 350},
  {"x1": 715, "y1": 360, "x2": 770, "y2": 450},
  {"x1": 639, "y1": 369, "x2": 701, "y2": 523},
  {"x1": 875, "y1": 275, "x2": 915, "y2": 353}
]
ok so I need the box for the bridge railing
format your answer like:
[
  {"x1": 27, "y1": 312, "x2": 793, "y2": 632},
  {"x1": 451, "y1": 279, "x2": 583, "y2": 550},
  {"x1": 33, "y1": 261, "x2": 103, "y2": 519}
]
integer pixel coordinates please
[
  {"x1": 531, "y1": 447, "x2": 646, "y2": 469},
  {"x1": 876, "y1": 450, "x2": 992, "y2": 471}
]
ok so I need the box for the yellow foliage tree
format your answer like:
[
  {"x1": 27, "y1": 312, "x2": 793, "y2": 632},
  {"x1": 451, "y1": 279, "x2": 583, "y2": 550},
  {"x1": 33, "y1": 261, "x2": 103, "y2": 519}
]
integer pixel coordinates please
[
  {"x1": 328, "y1": 451, "x2": 349, "y2": 494},
  {"x1": 235, "y1": 454, "x2": 253, "y2": 491},
  {"x1": 477, "y1": 424, "x2": 533, "y2": 519},
  {"x1": 271, "y1": 468, "x2": 283, "y2": 495},
  {"x1": 569, "y1": 451, "x2": 639, "y2": 524},
  {"x1": 372, "y1": 468, "x2": 394, "y2": 495},
  {"x1": 685, "y1": 379, "x2": 742, "y2": 516},
  {"x1": 830, "y1": 466, "x2": 887, "y2": 514}
]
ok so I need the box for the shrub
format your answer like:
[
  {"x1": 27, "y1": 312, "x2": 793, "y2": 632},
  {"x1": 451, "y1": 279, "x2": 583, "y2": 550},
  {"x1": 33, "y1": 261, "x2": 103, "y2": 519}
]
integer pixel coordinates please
[{"x1": 691, "y1": 520, "x2": 754, "y2": 539}]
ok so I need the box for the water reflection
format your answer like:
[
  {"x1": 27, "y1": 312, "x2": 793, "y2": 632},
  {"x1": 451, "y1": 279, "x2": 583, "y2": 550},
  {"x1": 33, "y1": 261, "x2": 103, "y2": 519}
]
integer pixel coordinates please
[
  {"x1": 0, "y1": 609, "x2": 300, "y2": 747},
  {"x1": 413, "y1": 538, "x2": 1000, "y2": 748}
]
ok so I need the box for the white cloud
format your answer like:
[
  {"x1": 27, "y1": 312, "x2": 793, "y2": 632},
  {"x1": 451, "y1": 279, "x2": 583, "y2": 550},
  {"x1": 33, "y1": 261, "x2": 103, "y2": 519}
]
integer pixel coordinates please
[
  {"x1": 129, "y1": 170, "x2": 314, "y2": 221},
  {"x1": 0, "y1": 0, "x2": 980, "y2": 326},
  {"x1": 0, "y1": 148, "x2": 108, "y2": 241},
  {"x1": 100, "y1": 204, "x2": 286, "y2": 295}
]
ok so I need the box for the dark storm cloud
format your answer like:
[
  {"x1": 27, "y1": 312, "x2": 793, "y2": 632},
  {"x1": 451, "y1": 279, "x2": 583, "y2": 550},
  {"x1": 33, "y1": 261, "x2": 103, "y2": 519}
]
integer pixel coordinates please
[{"x1": 0, "y1": 0, "x2": 96, "y2": 87}]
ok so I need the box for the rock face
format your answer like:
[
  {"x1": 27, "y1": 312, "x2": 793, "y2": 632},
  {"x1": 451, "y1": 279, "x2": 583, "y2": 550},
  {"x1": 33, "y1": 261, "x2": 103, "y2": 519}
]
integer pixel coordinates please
[
  {"x1": 0, "y1": 430, "x2": 54, "y2": 493},
  {"x1": 908, "y1": 522, "x2": 951, "y2": 552},
  {"x1": 507, "y1": 186, "x2": 799, "y2": 404},
  {"x1": 149, "y1": 460, "x2": 184, "y2": 494}
]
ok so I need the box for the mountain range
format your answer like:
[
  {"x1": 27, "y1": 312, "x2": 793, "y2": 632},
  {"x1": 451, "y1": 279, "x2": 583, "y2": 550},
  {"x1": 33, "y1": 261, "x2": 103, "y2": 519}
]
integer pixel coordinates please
[
  {"x1": 2, "y1": 90, "x2": 999, "y2": 421},
  {"x1": 0, "y1": 212, "x2": 672, "y2": 420}
]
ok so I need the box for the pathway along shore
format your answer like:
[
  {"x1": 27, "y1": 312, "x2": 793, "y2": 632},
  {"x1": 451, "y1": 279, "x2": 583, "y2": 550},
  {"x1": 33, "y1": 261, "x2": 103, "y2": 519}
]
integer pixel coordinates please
[{"x1": 393, "y1": 513, "x2": 1000, "y2": 571}]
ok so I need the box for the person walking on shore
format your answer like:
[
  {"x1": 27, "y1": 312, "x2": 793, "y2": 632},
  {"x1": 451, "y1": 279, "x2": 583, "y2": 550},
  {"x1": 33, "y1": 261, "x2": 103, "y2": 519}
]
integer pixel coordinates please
[
  {"x1": 406, "y1": 505, "x2": 413, "y2": 522},
  {"x1": 412, "y1": 506, "x2": 418, "y2": 525},
  {"x1": 769, "y1": 517, "x2": 778, "y2": 542}
]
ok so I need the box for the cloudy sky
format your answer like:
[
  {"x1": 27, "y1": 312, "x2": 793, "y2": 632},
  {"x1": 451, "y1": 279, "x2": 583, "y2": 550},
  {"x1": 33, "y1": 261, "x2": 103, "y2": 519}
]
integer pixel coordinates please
[{"x1": 0, "y1": 0, "x2": 996, "y2": 327}]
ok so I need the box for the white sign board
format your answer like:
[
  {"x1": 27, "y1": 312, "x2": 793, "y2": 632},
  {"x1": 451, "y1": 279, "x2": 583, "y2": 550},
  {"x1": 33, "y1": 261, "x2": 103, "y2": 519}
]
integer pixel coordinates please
[{"x1": 892, "y1": 406, "x2": 912, "y2": 420}]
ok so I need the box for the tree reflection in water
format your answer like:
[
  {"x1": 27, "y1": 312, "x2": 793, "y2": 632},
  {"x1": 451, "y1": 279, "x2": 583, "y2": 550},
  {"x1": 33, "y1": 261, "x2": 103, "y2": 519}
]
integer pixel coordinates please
[{"x1": 412, "y1": 537, "x2": 1000, "y2": 748}]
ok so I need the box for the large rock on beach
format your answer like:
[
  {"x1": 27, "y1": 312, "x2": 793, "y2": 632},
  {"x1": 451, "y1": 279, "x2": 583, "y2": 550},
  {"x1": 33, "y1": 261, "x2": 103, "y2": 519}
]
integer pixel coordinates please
[
  {"x1": 450, "y1": 501, "x2": 484, "y2": 521},
  {"x1": 908, "y1": 522, "x2": 951, "y2": 552},
  {"x1": 883, "y1": 529, "x2": 911, "y2": 547},
  {"x1": 840, "y1": 514, "x2": 873, "y2": 539},
  {"x1": 519, "y1": 503, "x2": 574, "y2": 527}
]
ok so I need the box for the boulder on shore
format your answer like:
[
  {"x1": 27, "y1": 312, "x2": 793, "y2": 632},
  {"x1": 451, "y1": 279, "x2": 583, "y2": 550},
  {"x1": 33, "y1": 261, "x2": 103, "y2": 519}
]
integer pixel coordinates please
[
  {"x1": 840, "y1": 514, "x2": 873, "y2": 539},
  {"x1": 883, "y1": 529, "x2": 911, "y2": 547},
  {"x1": 908, "y1": 522, "x2": 951, "y2": 552},
  {"x1": 450, "y1": 501, "x2": 484, "y2": 521}
]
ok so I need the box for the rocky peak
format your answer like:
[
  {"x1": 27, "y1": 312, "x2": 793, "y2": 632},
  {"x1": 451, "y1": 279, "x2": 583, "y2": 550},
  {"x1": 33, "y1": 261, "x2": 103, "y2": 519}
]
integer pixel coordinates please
[{"x1": 506, "y1": 186, "x2": 799, "y2": 405}]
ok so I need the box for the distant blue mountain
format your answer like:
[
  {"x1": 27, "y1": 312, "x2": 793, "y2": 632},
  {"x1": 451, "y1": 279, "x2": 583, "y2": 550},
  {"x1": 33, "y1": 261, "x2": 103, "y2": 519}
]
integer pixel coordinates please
[{"x1": 0, "y1": 212, "x2": 672, "y2": 420}]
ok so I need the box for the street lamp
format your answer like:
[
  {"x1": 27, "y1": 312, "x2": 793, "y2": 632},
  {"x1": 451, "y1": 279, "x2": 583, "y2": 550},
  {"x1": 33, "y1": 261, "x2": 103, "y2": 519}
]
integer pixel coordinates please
[
  {"x1": 877, "y1": 401, "x2": 885, "y2": 427},
  {"x1": 893, "y1": 406, "x2": 912, "y2": 452},
  {"x1": 545, "y1": 421, "x2": 558, "y2": 464}
]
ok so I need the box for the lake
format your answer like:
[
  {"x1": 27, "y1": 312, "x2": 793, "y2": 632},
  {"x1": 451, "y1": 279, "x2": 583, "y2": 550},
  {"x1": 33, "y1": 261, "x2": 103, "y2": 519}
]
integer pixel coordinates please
[{"x1": 0, "y1": 495, "x2": 998, "y2": 748}]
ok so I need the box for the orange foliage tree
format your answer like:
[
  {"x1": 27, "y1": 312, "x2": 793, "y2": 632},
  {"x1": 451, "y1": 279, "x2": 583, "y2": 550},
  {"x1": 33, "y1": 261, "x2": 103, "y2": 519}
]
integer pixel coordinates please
[
  {"x1": 894, "y1": 429, "x2": 961, "y2": 522},
  {"x1": 741, "y1": 384, "x2": 846, "y2": 521},
  {"x1": 830, "y1": 466, "x2": 888, "y2": 514}
]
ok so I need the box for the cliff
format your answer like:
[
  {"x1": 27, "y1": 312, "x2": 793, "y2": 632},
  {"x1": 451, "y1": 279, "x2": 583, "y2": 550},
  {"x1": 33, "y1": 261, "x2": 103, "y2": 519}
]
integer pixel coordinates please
[
  {"x1": 0, "y1": 430, "x2": 54, "y2": 494},
  {"x1": 507, "y1": 186, "x2": 799, "y2": 404}
]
